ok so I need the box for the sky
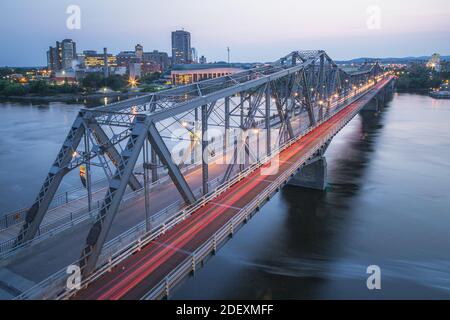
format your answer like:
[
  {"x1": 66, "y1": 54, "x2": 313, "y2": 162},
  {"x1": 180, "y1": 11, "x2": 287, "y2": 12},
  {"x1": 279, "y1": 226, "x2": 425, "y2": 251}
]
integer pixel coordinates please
[{"x1": 0, "y1": 0, "x2": 449, "y2": 66}]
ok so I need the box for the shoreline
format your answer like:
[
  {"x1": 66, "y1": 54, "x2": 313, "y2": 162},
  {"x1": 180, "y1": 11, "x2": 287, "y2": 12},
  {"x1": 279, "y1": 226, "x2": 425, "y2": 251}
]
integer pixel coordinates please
[{"x1": 0, "y1": 91, "x2": 148, "y2": 104}]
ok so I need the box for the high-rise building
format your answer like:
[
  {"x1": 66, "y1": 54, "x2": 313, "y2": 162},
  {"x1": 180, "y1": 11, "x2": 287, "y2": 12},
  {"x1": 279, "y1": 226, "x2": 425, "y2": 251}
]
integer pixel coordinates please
[
  {"x1": 191, "y1": 48, "x2": 198, "y2": 64},
  {"x1": 47, "y1": 45, "x2": 61, "y2": 72},
  {"x1": 47, "y1": 39, "x2": 77, "y2": 72},
  {"x1": 171, "y1": 30, "x2": 192, "y2": 65},
  {"x1": 76, "y1": 53, "x2": 85, "y2": 69},
  {"x1": 135, "y1": 44, "x2": 144, "y2": 61},
  {"x1": 199, "y1": 55, "x2": 207, "y2": 64},
  {"x1": 61, "y1": 39, "x2": 77, "y2": 70}
]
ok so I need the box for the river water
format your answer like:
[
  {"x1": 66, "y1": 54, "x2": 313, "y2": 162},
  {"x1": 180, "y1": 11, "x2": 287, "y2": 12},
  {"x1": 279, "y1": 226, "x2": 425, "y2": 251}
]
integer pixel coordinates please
[{"x1": 1, "y1": 93, "x2": 450, "y2": 299}]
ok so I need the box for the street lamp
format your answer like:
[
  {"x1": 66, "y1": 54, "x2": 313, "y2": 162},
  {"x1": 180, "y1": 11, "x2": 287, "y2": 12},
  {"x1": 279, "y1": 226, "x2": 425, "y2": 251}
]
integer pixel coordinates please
[
  {"x1": 182, "y1": 120, "x2": 197, "y2": 164},
  {"x1": 253, "y1": 128, "x2": 260, "y2": 162}
]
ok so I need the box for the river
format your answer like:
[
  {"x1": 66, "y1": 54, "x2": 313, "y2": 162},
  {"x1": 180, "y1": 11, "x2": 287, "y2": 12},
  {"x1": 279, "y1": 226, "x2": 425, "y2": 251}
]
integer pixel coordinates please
[{"x1": 1, "y1": 93, "x2": 450, "y2": 299}]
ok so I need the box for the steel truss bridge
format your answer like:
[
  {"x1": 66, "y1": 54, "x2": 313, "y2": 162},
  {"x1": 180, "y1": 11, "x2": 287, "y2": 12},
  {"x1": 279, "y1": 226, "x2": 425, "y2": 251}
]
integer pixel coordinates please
[{"x1": 8, "y1": 50, "x2": 394, "y2": 300}]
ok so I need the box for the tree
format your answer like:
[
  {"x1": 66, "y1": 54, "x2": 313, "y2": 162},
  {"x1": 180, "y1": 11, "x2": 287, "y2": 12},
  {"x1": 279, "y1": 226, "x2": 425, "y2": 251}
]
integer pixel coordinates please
[
  {"x1": 396, "y1": 64, "x2": 444, "y2": 91},
  {"x1": 29, "y1": 80, "x2": 50, "y2": 94},
  {"x1": 82, "y1": 73, "x2": 104, "y2": 90},
  {"x1": 106, "y1": 75, "x2": 126, "y2": 91},
  {"x1": 0, "y1": 80, "x2": 9, "y2": 92},
  {"x1": 140, "y1": 72, "x2": 162, "y2": 84},
  {"x1": 1, "y1": 83, "x2": 28, "y2": 96},
  {"x1": 58, "y1": 82, "x2": 80, "y2": 94},
  {"x1": 0, "y1": 68, "x2": 14, "y2": 78}
]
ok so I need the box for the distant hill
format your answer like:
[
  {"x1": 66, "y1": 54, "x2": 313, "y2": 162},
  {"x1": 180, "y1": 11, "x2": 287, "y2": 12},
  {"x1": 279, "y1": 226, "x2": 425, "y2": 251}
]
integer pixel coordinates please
[{"x1": 336, "y1": 55, "x2": 450, "y2": 64}]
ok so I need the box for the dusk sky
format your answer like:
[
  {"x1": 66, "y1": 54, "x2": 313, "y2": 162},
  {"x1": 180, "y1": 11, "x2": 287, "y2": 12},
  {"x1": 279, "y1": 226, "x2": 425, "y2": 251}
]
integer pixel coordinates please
[{"x1": 1, "y1": 0, "x2": 449, "y2": 66}]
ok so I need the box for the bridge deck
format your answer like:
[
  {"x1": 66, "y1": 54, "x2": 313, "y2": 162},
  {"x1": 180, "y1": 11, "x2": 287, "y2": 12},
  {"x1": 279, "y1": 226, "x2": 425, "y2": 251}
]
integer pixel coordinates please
[{"x1": 72, "y1": 77, "x2": 393, "y2": 300}]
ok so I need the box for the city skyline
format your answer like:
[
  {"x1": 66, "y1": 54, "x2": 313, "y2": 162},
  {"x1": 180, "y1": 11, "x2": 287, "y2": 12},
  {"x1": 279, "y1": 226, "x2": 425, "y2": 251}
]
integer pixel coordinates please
[{"x1": 0, "y1": 0, "x2": 450, "y2": 66}]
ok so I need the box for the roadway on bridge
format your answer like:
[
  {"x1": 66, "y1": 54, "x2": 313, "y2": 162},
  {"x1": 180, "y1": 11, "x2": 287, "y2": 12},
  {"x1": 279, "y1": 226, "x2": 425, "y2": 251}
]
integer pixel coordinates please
[{"x1": 72, "y1": 77, "x2": 392, "y2": 300}]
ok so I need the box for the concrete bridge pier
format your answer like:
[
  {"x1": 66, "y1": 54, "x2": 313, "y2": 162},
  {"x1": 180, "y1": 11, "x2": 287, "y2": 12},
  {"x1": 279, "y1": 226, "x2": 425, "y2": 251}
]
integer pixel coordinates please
[
  {"x1": 289, "y1": 141, "x2": 330, "y2": 191},
  {"x1": 289, "y1": 156, "x2": 328, "y2": 190},
  {"x1": 363, "y1": 87, "x2": 387, "y2": 112}
]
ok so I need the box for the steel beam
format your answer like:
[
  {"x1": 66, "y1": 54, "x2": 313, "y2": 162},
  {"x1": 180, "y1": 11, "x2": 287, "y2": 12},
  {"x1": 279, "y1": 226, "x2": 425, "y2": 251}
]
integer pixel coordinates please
[
  {"x1": 17, "y1": 114, "x2": 85, "y2": 244},
  {"x1": 202, "y1": 104, "x2": 209, "y2": 195},
  {"x1": 265, "y1": 85, "x2": 272, "y2": 155},
  {"x1": 148, "y1": 122, "x2": 196, "y2": 204},
  {"x1": 80, "y1": 115, "x2": 148, "y2": 276},
  {"x1": 224, "y1": 97, "x2": 230, "y2": 158},
  {"x1": 88, "y1": 121, "x2": 142, "y2": 191},
  {"x1": 302, "y1": 71, "x2": 316, "y2": 126}
]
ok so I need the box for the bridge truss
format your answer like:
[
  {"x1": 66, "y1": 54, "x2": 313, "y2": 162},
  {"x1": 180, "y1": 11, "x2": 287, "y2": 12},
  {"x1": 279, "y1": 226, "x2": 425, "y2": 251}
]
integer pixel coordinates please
[{"x1": 17, "y1": 50, "x2": 384, "y2": 276}]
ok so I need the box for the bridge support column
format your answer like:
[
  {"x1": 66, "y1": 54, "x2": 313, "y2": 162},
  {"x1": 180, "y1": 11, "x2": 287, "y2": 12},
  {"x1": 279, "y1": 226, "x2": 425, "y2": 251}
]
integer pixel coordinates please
[
  {"x1": 363, "y1": 93, "x2": 383, "y2": 112},
  {"x1": 289, "y1": 156, "x2": 327, "y2": 191}
]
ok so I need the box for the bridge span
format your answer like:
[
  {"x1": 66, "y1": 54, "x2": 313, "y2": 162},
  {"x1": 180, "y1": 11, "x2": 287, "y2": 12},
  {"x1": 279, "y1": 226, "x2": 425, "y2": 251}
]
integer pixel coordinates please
[
  {"x1": 70, "y1": 76, "x2": 394, "y2": 300},
  {"x1": 5, "y1": 50, "x2": 395, "y2": 300}
]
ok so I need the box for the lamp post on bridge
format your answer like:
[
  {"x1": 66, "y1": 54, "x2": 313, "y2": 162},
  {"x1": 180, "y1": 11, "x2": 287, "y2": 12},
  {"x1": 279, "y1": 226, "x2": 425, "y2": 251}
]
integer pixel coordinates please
[{"x1": 253, "y1": 128, "x2": 260, "y2": 162}]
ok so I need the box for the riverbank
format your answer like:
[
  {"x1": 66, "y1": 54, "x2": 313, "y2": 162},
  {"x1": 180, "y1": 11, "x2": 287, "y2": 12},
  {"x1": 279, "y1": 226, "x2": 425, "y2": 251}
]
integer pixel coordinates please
[
  {"x1": 0, "y1": 91, "x2": 148, "y2": 105},
  {"x1": 430, "y1": 91, "x2": 450, "y2": 99},
  {"x1": 395, "y1": 88, "x2": 429, "y2": 94},
  {"x1": 394, "y1": 88, "x2": 450, "y2": 99}
]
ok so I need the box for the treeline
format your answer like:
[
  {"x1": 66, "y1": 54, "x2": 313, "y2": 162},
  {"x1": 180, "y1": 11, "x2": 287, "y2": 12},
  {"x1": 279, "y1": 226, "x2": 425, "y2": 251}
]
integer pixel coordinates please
[
  {"x1": 0, "y1": 72, "x2": 163, "y2": 97},
  {"x1": 0, "y1": 79, "x2": 81, "y2": 96},
  {"x1": 396, "y1": 65, "x2": 449, "y2": 91}
]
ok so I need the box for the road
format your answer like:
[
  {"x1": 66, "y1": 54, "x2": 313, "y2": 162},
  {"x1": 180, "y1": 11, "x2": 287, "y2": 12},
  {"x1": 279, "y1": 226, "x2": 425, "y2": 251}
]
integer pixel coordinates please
[{"x1": 73, "y1": 77, "x2": 392, "y2": 300}]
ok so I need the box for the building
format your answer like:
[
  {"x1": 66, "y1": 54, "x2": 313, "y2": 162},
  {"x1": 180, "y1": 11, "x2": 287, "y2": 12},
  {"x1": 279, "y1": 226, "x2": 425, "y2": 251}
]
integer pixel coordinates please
[
  {"x1": 47, "y1": 46, "x2": 60, "y2": 72},
  {"x1": 77, "y1": 53, "x2": 86, "y2": 69},
  {"x1": 191, "y1": 48, "x2": 198, "y2": 64},
  {"x1": 141, "y1": 61, "x2": 163, "y2": 74},
  {"x1": 171, "y1": 63, "x2": 244, "y2": 85},
  {"x1": 199, "y1": 55, "x2": 207, "y2": 64},
  {"x1": 61, "y1": 39, "x2": 77, "y2": 70},
  {"x1": 143, "y1": 50, "x2": 170, "y2": 71},
  {"x1": 135, "y1": 44, "x2": 144, "y2": 61},
  {"x1": 84, "y1": 50, "x2": 117, "y2": 69},
  {"x1": 129, "y1": 63, "x2": 142, "y2": 79},
  {"x1": 54, "y1": 70, "x2": 77, "y2": 84},
  {"x1": 47, "y1": 39, "x2": 77, "y2": 72},
  {"x1": 116, "y1": 51, "x2": 138, "y2": 67},
  {"x1": 109, "y1": 66, "x2": 127, "y2": 76},
  {"x1": 171, "y1": 30, "x2": 192, "y2": 65}
]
